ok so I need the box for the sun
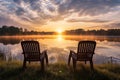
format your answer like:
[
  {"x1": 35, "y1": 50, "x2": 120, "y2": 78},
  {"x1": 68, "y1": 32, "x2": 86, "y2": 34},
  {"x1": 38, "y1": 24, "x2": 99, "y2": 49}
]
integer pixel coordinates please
[{"x1": 56, "y1": 29, "x2": 63, "y2": 34}]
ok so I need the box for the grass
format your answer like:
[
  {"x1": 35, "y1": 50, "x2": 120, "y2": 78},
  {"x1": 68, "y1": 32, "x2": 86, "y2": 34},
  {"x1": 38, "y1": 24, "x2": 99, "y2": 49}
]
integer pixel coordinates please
[{"x1": 0, "y1": 61, "x2": 120, "y2": 80}]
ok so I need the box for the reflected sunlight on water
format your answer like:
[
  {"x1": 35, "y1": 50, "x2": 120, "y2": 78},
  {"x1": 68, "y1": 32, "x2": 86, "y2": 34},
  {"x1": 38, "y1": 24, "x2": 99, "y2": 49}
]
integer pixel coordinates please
[
  {"x1": 57, "y1": 35, "x2": 63, "y2": 41},
  {"x1": 0, "y1": 35, "x2": 120, "y2": 64}
]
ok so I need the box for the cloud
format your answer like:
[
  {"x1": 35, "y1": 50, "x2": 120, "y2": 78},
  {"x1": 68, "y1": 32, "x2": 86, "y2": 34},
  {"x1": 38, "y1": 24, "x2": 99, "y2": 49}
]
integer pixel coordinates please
[
  {"x1": 0, "y1": 14, "x2": 21, "y2": 27},
  {"x1": 107, "y1": 22, "x2": 120, "y2": 28},
  {"x1": 58, "y1": 0, "x2": 120, "y2": 16},
  {"x1": 15, "y1": 7, "x2": 25, "y2": 16},
  {"x1": 86, "y1": 22, "x2": 120, "y2": 30},
  {"x1": 0, "y1": 0, "x2": 120, "y2": 30},
  {"x1": 12, "y1": 0, "x2": 60, "y2": 24},
  {"x1": 67, "y1": 18, "x2": 110, "y2": 23}
]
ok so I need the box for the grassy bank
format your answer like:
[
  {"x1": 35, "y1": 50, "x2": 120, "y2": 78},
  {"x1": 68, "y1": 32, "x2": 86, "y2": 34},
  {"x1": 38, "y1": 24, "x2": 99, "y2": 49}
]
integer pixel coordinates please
[{"x1": 0, "y1": 61, "x2": 120, "y2": 80}]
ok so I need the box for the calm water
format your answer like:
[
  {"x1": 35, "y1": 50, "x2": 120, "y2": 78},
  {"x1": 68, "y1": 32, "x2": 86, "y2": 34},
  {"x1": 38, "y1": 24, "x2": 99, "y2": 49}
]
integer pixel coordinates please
[{"x1": 0, "y1": 35, "x2": 120, "y2": 64}]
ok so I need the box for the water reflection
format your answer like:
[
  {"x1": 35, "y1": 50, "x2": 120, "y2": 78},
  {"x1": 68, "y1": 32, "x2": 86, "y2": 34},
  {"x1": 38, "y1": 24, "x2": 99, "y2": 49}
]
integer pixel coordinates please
[
  {"x1": 57, "y1": 35, "x2": 63, "y2": 41},
  {"x1": 0, "y1": 35, "x2": 120, "y2": 64},
  {"x1": 0, "y1": 37, "x2": 21, "y2": 45}
]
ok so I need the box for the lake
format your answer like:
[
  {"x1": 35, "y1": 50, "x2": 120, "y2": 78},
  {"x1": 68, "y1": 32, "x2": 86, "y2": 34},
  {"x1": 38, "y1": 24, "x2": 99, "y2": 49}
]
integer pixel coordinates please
[{"x1": 0, "y1": 35, "x2": 120, "y2": 64}]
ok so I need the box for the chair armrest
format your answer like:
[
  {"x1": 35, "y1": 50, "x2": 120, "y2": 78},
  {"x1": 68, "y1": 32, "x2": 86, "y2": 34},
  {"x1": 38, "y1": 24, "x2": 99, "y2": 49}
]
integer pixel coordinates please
[
  {"x1": 41, "y1": 50, "x2": 47, "y2": 59},
  {"x1": 41, "y1": 50, "x2": 47, "y2": 54},
  {"x1": 70, "y1": 50, "x2": 77, "y2": 60},
  {"x1": 70, "y1": 50, "x2": 76, "y2": 54}
]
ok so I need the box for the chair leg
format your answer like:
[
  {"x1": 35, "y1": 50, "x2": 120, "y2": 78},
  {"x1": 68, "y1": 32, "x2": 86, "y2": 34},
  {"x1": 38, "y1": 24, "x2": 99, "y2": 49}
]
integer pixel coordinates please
[
  {"x1": 45, "y1": 53, "x2": 48, "y2": 65},
  {"x1": 73, "y1": 59, "x2": 76, "y2": 70},
  {"x1": 85, "y1": 60, "x2": 86, "y2": 64},
  {"x1": 23, "y1": 60, "x2": 26, "y2": 69},
  {"x1": 68, "y1": 52, "x2": 72, "y2": 66},
  {"x1": 90, "y1": 60, "x2": 94, "y2": 71},
  {"x1": 29, "y1": 61, "x2": 31, "y2": 64},
  {"x1": 41, "y1": 59, "x2": 44, "y2": 71}
]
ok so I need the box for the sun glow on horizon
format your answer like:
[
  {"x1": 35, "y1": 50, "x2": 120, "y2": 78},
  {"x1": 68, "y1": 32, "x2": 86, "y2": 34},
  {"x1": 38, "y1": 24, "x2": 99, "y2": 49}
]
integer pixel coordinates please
[{"x1": 56, "y1": 29, "x2": 63, "y2": 34}]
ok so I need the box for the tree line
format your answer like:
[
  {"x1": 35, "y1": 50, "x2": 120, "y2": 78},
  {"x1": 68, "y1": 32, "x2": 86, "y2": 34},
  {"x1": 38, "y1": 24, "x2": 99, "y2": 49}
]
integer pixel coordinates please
[
  {"x1": 0, "y1": 25, "x2": 120, "y2": 36},
  {"x1": 0, "y1": 25, "x2": 55, "y2": 35},
  {"x1": 63, "y1": 29, "x2": 120, "y2": 36}
]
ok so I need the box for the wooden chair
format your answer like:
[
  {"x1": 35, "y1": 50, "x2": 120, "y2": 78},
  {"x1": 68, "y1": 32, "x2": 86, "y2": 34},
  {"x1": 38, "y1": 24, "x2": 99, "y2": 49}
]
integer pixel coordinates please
[
  {"x1": 68, "y1": 41, "x2": 96, "y2": 71},
  {"x1": 21, "y1": 41, "x2": 48, "y2": 70}
]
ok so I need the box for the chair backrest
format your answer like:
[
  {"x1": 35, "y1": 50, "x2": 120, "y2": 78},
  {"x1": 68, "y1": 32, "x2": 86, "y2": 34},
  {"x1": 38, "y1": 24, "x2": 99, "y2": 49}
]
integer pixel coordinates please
[
  {"x1": 77, "y1": 41, "x2": 96, "y2": 57},
  {"x1": 21, "y1": 41, "x2": 40, "y2": 59}
]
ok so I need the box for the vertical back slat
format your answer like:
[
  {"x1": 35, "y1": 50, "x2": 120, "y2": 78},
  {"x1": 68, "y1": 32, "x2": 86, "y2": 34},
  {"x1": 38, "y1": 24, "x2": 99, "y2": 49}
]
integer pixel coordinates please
[
  {"x1": 21, "y1": 41, "x2": 41, "y2": 60},
  {"x1": 77, "y1": 41, "x2": 96, "y2": 59}
]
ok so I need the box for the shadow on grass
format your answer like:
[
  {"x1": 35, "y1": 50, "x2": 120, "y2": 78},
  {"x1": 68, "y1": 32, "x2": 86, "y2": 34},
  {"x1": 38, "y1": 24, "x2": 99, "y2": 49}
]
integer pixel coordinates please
[
  {"x1": 0, "y1": 62, "x2": 120, "y2": 80},
  {"x1": 0, "y1": 66, "x2": 66, "y2": 80},
  {"x1": 0, "y1": 67, "x2": 24, "y2": 80},
  {"x1": 68, "y1": 63, "x2": 120, "y2": 80}
]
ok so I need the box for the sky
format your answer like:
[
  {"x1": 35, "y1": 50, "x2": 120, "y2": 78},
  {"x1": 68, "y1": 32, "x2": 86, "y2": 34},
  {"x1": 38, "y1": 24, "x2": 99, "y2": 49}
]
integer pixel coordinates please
[{"x1": 0, "y1": 0, "x2": 120, "y2": 32}]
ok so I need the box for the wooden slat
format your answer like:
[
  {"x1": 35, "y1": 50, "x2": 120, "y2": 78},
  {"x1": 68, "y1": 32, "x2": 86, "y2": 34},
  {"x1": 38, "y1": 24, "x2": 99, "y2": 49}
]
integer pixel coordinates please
[
  {"x1": 77, "y1": 41, "x2": 96, "y2": 60},
  {"x1": 21, "y1": 41, "x2": 41, "y2": 61}
]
